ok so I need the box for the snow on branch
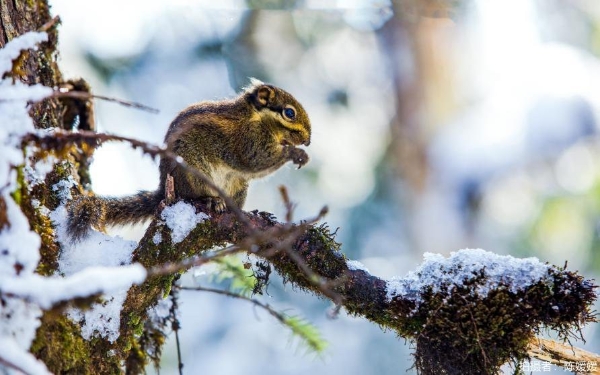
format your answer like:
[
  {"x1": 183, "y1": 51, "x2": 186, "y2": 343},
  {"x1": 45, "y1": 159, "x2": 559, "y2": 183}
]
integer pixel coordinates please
[
  {"x1": 124, "y1": 203, "x2": 597, "y2": 375},
  {"x1": 2, "y1": 264, "x2": 146, "y2": 309},
  {"x1": 0, "y1": 32, "x2": 48, "y2": 76},
  {"x1": 0, "y1": 338, "x2": 50, "y2": 375},
  {"x1": 386, "y1": 249, "x2": 552, "y2": 307}
]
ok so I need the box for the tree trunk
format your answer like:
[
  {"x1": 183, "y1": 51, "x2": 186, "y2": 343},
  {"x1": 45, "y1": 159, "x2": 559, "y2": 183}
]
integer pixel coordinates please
[{"x1": 1, "y1": 2, "x2": 116, "y2": 374}]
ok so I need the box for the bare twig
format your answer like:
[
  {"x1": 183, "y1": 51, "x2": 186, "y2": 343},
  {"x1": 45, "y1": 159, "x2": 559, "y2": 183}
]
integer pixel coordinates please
[
  {"x1": 279, "y1": 185, "x2": 295, "y2": 223},
  {"x1": 147, "y1": 244, "x2": 243, "y2": 278},
  {"x1": 147, "y1": 199, "x2": 343, "y2": 304},
  {"x1": 21, "y1": 130, "x2": 252, "y2": 227},
  {"x1": 147, "y1": 219, "x2": 314, "y2": 277},
  {"x1": 165, "y1": 174, "x2": 175, "y2": 206},
  {"x1": 274, "y1": 203, "x2": 342, "y2": 304},
  {"x1": 38, "y1": 15, "x2": 60, "y2": 32},
  {"x1": 180, "y1": 285, "x2": 288, "y2": 325},
  {"x1": 52, "y1": 89, "x2": 159, "y2": 114},
  {"x1": 169, "y1": 287, "x2": 184, "y2": 375}
]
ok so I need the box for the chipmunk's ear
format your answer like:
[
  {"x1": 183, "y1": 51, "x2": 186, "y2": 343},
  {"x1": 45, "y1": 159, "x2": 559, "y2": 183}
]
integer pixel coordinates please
[
  {"x1": 256, "y1": 85, "x2": 274, "y2": 107},
  {"x1": 245, "y1": 77, "x2": 274, "y2": 108}
]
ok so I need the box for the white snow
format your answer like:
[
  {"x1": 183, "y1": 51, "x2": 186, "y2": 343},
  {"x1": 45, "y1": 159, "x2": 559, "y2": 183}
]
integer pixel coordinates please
[
  {"x1": 161, "y1": 201, "x2": 209, "y2": 244},
  {"x1": 52, "y1": 176, "x2": 77, "y2": 203},
  {"x1": 24, "y1": 146, "x2": 58, "y2": 188},
  {"x1": 385, "y1": 248, "x2": 551, "y2": 308},
  {"x1": 0, "y1": 80, "x2": 53, "y2": 102},
  {"x1": 0, "y1": 195, "x2": 42, "y2": 277},
  {"x1": 0, "y1": 31, "x2": 53, "y2": 374},
  {"x1": 347, "y1": 259, "x2": 370, "y2": 272},
  {"x1": 152, "y1": 231, "x2": 162, "y2": 245},
  {"x1": 50, "y1": 205, "x2": 145, "y2": 342},
  {"x1": 0, "y1": 296, "x2": 42, "y2": 352},
  {"x1": 3, "y1": 264, "x2": 147, "y2": 309},
  {"x1": 0, "y1": 32, "x2": 48, "y2": 76},
  {"x1": 0, "y1": 338, "x2": 51, "y2": 375},
  {"x1": 148, "y1": 296, "x2": 172, "y2": 324},
  {"x1": 31, "y1": 200, "x2": 50, "y2": 216}
]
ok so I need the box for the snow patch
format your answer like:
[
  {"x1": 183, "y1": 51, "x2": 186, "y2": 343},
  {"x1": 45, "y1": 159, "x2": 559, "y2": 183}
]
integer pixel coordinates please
[
  {"x1": 51, "y1": 205, "x2": 143, "y2": 342},
  {"x1": 0, "y1": 32, "x2": 48, "y2": 78},
  {"x1": 161, "y1": 201, "x2": 209, "y2": 243},
  {"x1": 152, "y1": 231, "x2": 162, "y2": 245},
  {"x1": 3, "y1": 265, "x2": 146, "y2": 309},
  {"x1": 52, "y1": 176, "x2": 77, "y2": 203},
  {"x1": 24, "y1": 147, "x2": 58, "y2": 188},
  {"x1": 0, "y1": 80, "x2": 52, "y2": 102},
  {"x1": 148, "y1": 296, "x2": 172, "y2": 324},
  {"x1": 385, "y1": 248, "x2": 551, "y2": 308},
  {"x1": 0, "y1": 338, "x2": 50, "y2": 375},
  {"x1": 347, "y1": 260, "x2": 370, "y2": 272}
]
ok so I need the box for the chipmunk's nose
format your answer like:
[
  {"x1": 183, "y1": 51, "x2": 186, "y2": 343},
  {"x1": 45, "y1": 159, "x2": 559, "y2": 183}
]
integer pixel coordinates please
[{"x1": 304, "y1": 139, "x2": 311, "y2": 146}]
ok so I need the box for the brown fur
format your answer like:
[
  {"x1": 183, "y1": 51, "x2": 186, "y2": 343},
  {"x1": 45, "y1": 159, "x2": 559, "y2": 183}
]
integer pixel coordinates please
[{"x1": 66, "y1": 80, "x2": 311, "y2": 241}]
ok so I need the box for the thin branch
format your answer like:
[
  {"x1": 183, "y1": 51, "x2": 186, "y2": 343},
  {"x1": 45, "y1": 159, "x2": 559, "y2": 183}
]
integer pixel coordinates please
[
  {"x1": 151, "y1": 201, "x2": 342, "y2": 304},
  {"x1": 147, "y1": 220, "x2": 310, "y2": 277},
  {"x1": 279, "y1": 185, "x2": 295, "y2": 223},
  {"x1": 180, "y1": 285, "x2": 327, "y2": 353},
  {"x1": 527, "y1": 337, "x2": 600, "y2": 374},
  {"x1": 38, "y1": 15, "x2": 60, "y2": 32},
  {"x1": 21, "y1": 130, "x2": 252, "y2": 227},
  {"x1": 52, "y1": 90, "x2": 160, "y2": 114},
  {"x1": 147, "y1": 245, "x2": 244, "y2": 278},
  {"x1": 169, "y1": 287, "x2": 184, "y2": 375},
  {"x1": 180, "y1": 286, "x2": 287, "y2": 325}
]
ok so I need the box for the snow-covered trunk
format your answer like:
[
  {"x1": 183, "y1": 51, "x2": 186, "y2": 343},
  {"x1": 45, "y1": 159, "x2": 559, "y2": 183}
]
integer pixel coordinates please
[{"x1": 0, "y1": 3, "x2": 146, "y2": 374}]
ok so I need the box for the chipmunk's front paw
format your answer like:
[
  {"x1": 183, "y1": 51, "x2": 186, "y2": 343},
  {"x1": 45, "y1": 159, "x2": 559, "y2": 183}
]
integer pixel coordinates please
[
  {"x1": 204, "y1": 196, "x2": 226, "y2": 213},
  {"x1": 286, "y1": 146, "x2": 309, "y2": 169}
]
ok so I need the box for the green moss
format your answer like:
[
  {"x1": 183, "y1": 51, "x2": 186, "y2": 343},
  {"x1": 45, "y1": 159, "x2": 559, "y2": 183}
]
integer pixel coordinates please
[
  {"x1": 162, "y1": 278, "x2": 174, "y2": 298},
  {"x1": 10, "y1": 165, "x2": 25, "y2": 205},
  {"x1": 397, "y1": 267, "x2": 597, "y2": 375},
  {"x1": 273, "y1": 224, "x2": 345, "y2": 293},
  {"x1": 31, "y1": 314, "x2": 92, "y2": 374}
]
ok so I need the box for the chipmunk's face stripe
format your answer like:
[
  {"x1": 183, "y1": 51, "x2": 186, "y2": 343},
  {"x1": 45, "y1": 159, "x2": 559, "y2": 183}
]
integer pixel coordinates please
[
  {"x1": 246, "y1": 82, "x2": 312, "y2": 146},
  {"x1": 260, "y1": 108, "x2": 310, "y2": 135}
]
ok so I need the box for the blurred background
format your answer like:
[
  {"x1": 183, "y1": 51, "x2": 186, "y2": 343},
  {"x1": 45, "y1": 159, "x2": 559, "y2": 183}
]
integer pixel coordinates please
[{"x1": 48, "y1": 0, "x2": 600, "y2": 373}]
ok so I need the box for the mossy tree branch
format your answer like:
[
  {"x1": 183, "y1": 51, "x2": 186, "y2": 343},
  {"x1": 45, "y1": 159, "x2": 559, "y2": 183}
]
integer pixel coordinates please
[{"x1": 120, "y1": 204, "x2": 596, "y2": 375}]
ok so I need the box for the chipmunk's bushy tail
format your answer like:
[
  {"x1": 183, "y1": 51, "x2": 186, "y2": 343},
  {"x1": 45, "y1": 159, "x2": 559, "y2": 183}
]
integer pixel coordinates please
[{"x1": 66, "y1": 190, "x2": 162, "y2": 242}]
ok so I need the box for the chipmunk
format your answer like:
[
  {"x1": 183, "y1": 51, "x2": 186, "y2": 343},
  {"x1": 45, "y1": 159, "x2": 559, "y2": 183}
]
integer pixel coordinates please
[{"x1": 66, "y1": 79, "x2": 311, "y2": 241}]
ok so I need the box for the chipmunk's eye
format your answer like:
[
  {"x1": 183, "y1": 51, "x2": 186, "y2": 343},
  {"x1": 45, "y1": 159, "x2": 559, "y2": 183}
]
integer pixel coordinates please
[{"x1": 283, "y1": 106, "x2": 296, "y2": 121}]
